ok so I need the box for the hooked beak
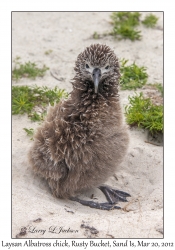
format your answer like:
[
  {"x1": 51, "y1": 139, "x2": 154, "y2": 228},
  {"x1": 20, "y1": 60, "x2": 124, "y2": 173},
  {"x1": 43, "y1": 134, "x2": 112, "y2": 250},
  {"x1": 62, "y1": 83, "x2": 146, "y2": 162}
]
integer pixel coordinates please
[{"x1": 92, "y1": 68, "x2": 101, "y2": 93}]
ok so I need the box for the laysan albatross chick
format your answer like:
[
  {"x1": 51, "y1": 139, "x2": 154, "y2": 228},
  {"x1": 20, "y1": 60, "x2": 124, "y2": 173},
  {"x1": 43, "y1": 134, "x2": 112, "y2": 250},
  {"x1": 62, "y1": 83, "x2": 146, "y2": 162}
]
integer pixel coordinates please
[{"x1": 28, "y1": 44, "x2": 130, "y2": 210}]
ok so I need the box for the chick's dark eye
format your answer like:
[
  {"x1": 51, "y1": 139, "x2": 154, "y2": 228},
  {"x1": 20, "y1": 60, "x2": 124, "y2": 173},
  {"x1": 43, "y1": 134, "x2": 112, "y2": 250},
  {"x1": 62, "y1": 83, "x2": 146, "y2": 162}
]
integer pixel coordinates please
[
  {"x1": 105, "y1": 65, "x2": 109, "y2": 70},
  {"x1": 86, "y1": 64, "x2": 89, "y2": 69}
]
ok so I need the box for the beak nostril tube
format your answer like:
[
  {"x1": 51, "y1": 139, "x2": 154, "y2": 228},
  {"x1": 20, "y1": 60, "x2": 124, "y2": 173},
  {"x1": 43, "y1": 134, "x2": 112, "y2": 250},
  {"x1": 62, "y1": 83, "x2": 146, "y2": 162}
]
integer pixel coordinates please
[{"x1": 92, "y1": 68, "x2": 101, "y2": 93}]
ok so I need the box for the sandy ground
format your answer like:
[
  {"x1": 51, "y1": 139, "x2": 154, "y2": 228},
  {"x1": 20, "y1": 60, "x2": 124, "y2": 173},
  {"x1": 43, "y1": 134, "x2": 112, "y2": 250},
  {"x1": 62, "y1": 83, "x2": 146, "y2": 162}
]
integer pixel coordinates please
[{"x1": 12, "y1": 12, "x2": 163, "y2": 238}]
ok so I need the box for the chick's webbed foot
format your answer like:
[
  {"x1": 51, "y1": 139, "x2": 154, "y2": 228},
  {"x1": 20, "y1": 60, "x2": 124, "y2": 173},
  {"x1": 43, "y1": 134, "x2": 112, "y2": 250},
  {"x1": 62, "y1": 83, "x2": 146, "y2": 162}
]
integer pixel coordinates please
[
  {"x1": 70, "y1": 197, "x2": 121, "y2": 210},
  {"x1": 98, "y1": 185, "x2": 131, "y2": 204}
]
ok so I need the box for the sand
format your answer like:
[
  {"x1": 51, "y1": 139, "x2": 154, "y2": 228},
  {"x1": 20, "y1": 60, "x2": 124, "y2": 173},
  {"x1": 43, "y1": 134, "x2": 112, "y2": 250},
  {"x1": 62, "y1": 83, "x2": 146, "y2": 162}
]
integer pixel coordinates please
[{"x1": 12, "y1": 12, "x2": 163, "y2": 238}]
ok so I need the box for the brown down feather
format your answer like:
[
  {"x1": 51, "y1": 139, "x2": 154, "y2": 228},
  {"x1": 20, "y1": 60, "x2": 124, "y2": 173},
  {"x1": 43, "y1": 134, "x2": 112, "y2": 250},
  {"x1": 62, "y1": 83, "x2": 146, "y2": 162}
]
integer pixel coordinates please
[{"x1": 28, "y1": 44, "x2": 129, "y2": 199}]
